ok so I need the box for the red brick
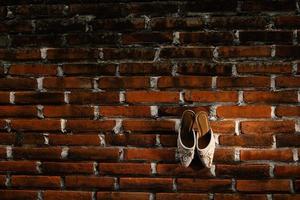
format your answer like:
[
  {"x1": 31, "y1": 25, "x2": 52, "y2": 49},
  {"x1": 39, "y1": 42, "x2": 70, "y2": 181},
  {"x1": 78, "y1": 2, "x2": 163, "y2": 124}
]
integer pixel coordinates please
[
  {"x1": 0, "y1": 49, "x2": 41, "y2": 61},
  {"x1": 48, "y1": 134, "x2": 100, "y2": 146},
  {"x1": 218, "y1": 46, "x2": 271, "y2": 58},
  {"x1": 66, "y1": 120, "x2": 115, "y2": 132},
  {"x1": 159, "y1": 135, "x2": 177, "y2": 147},
  {"x1": 275, "y1": 45, "x2": 300, "y2": 58},
  {"x1": 0, "y1": 78, "x2": 36, "y2": 90},
  {"x1": 119, "y1": 62, "x2": 172, "y2": 75},
  {"x1": 120, "y1": 177, "x2": 173, "y2": 191},
  {"x1": 15, "y1": 4, "x2": 65, "y2": 18},
  {"x1": 65, "y1": 33, "x2": 119, "y2": 46},
  {"x1": 99, "y1": 76, "x2": 150, "y2": 89},
  {"x1": 185, "y1": 91, "x2": 238, "y2": 102},
  {"x1": 217, "y1": 105, "x2": 271, "y2": 118},
  {"x1": 0, "y1": 190, "x2": 37, "y2": 200},
  {"x1": 47, "y1": 48, "x2": 99, "y2": 61},
  {"x1": 177, "y1": 62, "x2": 232, "y2": 76},
  {"x1": 240, "y1": 0, "x2": 295, "y2": 12},
  {"x1": 240, "y1": 149, "x2": 293, "y2": 161},
  {"x1": 208, "y1": 16, "x2": 268, "y2": 29},
  {"x1": 276, "y1": 134, "x2": 300, "y2": 147},
  {"x1": 275, "y1": 16, "x2": 300, "y2": 29},
  {"x1": 296, "y1": 180, "x2": 300, "y2": 192},
  {"x1": 150, "y1": 17, "x2": 205, "y2": 30},
  {"x1": 21, "y1": 133, "x2": 45, "y2": 146},
  {"x1": 0, "y1": 20, "x2": 33, "y2": 33},
  {"x1": 214, "y1": 148, "x2": 235, "y2": 163},
  {"x1": 273, "y1": 194, "x2": 300, "y2": 200},
  {"x1": 216, "y1": 164, "x2": 270, "y2": 178},
  {"x1": 156, "y1": 163, "x2": 213, "y2": 177},
  {"x1": 239, "y1": 30, "x2": 293, "y2": 44},
  {"x1": 14, "y1": 92, "x2": 65, "y2": 104},
  {"x1": 103, "y1": 48, "x2": 156, "y2": 60},
  {"x1": 11, "y1": 119, "x2": 61, "y2": 132},
  {"x1": 11, "y1": 175, "x2": 60, "y2": 188},
  {"x1": 122, "y1": 32, "x2": 172, "y2": 45},
  {"x1": 124, "y1": 148, "x2": 176, "y2": 162},
  {"x1": 211, "y1": 121, "x2": 235, "y2": 134},
  {"x1": 181, "y1": 1, "x2": 232, "y2": 12},
  {"x1": 274, "y1": 165, "x2": 300, "y2": 178},
  {"x1": 217, "y1": 76, "x2": 270, "y2": 89},
  {"x1": 126, "y1": 91, "x2": 179, "y2": 104},
  {"x1": 0, "y1": 175, "x2": 6, "y2": 186},
  {"x1": 11, "y1": 34, "x2": 64, "y2": 48},
  {"x1": 92, "y1": 18, "x2": 145, "y2": 31},
  {"x1": 0, "y1": 147, "x2": 6, "y2": 159},
  {"x1": 179, "y1": 31, "x2": 234, "y2": 45},
  {"x1": 0, "y1": 92, "x2": 9, "y2": 104},
  {"x1": 276, "y1": 76, "x2": 300, "y2": 88},
  {"x1": 69, "y1": 92, "x2": 119, "y2": 104},
  {"x1": 219, "y1": 134, "x2": 273, "y2": 147},
  {"x1": 43, "y1": 191, "x2": 92, "y2": 200},
  {"x1": 41, "y1": 162, "x2": 94, "y2": 175},
  {"x1": 0, "y1": 133, "x2": 15, "y2": 145},
  {"x1": 68, "y1": 147, "x2": 120, "y2": 161},
  {"x1": 236, "y1": 179, "x2": 290, "y2": 192},
  {"x1": 9, "y1": 64, "x2": 57, "y2": 76},
  {"x1": 99, "y1": 163, "x2": 151, "y2": 175},
  {"x1": 43, "y1": 77, "x2": 92, "y2": 90},
  {"x1": 177, "y1": 178, "x2": 232, "y2": 192},
  {"x1": 122, "y1": 120, "x2": 175, "y2": 132},
  {"x1": 97, "y1": 192, "x2": 150, "y2": 200},
  {"x1": 0, "y1": 161, "x2": 37, "y2": 173},
  {"x1": 244, "y1": 91, "x2": 298, "y2": 103},
  {"x1": 0, "y1": 120, "x2": 5, "y2": 130},
  {"x1": 160, "y1": 47, "x2": 213, "y2": 59},
  {"x1": 158, "y1": 106, "x2": 209, "y2": 117},
  {"x1": 157, "y1": 76, "x2": 212, "y2": 89},
  {"x1": 43, "y1": 105, "x2": 94, "y2": 118},
  {"x1": 0, "y1": 106, "x2": 37, "y2": 118},
  {"x1": 100, "y1": 106, "x2": 151, "y2": 118},
  {"x1": 12, "y1": 147, "x2": 62, "y2": 160},
  {"x1": 156, "y1": 193, "x2": 208, "y2": 200},
  {"x1": 105, "y1": 133, "x2": 157, "y2": 147},
  {"x1": 240, "y1": 120, "x2": 295, "y2": 134},
  {"x1": 214, "y1": 194, "x2": 268, "y2": 200},
  {"x1": 63, "y1": 64, "x2": 116, "y2": 76},
  {"x1": 237, "y1": 62, "x2": 293, "y2": 74},
  {"x1": 65, "y1": 176, "x2": 114, "y2": 189},
  {"x1": 276, "y1": 106, "x2": 300, "y2": 117}
]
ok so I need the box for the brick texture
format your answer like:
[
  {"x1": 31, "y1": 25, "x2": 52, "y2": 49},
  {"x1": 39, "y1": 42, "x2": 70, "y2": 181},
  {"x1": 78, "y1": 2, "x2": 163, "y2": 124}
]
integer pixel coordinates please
[{"x1": 0, "y1": 1, "x2": 298, "y2": 199}]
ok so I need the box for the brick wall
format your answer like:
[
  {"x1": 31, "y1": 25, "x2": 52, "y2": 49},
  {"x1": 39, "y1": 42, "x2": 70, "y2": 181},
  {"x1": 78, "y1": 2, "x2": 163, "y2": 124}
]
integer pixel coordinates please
[{"x1": 0, "y1": 0, "x2": 299, "y2": 200}]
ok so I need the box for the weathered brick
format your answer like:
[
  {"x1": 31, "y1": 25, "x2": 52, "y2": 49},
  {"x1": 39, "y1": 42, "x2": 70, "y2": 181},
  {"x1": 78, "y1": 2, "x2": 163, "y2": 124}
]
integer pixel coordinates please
[
  {"x1": 69, "y1": 92, "x2": 119, "y2": 105},
  {"x1": 103, "y1": 48, "x2": 156, "y2": 60},
  {"x1": 0, "y1": 106, "x2": 37, "y2": 117},
  {"x1": 120, "y1": 177, "x2": 173, "y2": 191},
  {"x1": 9, "y1": 64, "x2": 57, "y2": 76},
  {"x1": 239, "y1": 30, "x2": 293, "y2": 44},
  {"x1": 274, "y1": 165, "x2": 300, "y2": 178},
  {"x1": 48, "y1": 134, "x2": 100, "y2": 146},
  {"x1": 240, "y1": 120, "x2": 295, "y2": 134},
  {"x1": 99, "y1": 76, "x2": 150, "y2": 89},
  {"x1": 43, "y1": 191, "x2": 92, "y2": 200},
  {"x1": 11, "y1": 175, "x2": 61, "y2": 188},
  {"x1": 124, "y1": 148, "x2": 176, "y2": 162},
  {"x1": 217, "y1": 76, "x2": 270, "y2": 89},
  {"x1": 219, "y1": 134, "x2": 273, "y2": 147},
  {"x1": 176, "y1": 62, "x2": 232, "y2": 76},
  {"x1": 275, "y1": 16, "x2": 300, "y2": 29},
  {"x1": 0, "y1": 78, "x2": 37, "y2": 90},
  {"x1": 160, "y1": 47, "x2": 213, "y2": 59},
  {"x1": 216, "y1": 164, "x2": 270, "y2": 178},
  {"x1": 236, "y1": 179, "x2": 290, "y2": 192},
  {"x1": 276, "y1": 134, "x2": 300, "y2": 147},
  {"x1": 47, "y1": 48, "x2": 99, "y2": 61},
  {"x1": 125, "y1": 91, "x2": 179, "y2": 104},
  {"x1": 105, "y1": 133, "x2": 157, "y2": 147},
  {"x1": 65, "y1": 176, "x2": 114, "y2": 189},
  {"x1": 177, "y1": 178, "x2": 232, "y2": 192},
  {"x1": 276, "y1": 76, "x2": 300, "y2": 88},
  {"x1": 43, "y1": 77, "x2": 92, "y2": 90},
  {"x1": 158, "y1": 76, "x2": 212, "y2": 89},
  {"x1": 43, "y1": 105, "x2": 94, "y2": 118},
  {"x1": 179, "y1": 31, "x2": 234, "y2": 45},
  {"x1": 156, "y1": 163, "x2": 213, "y2": 177},
  {"x1": 240, "y1": 149, "x2": 293, "y2": 161},
  {"x1": 218, "y1": 46, "x2": 271, "y2": 58},
  {"x1": 97, "y1": 192, "x2": 149, "y2": 200},
  {"x1": 236, "y1": 62, "x2": 293, "y2": 74},
  {"x1": 275, "y1": 45, "x2": 300, "y2": 58},
  {"x1": 156, "y1": 193, "x2": 208, "y2": 200},
  {"x1": 122, "y1": 32, "x2": 172, "y2": 45},
  {"x1": 66, "y1": 120, "x2": 115, "y2": 132},
  {"x1": 122, "y1": 120, "x2": 175, "y2": 132},
  {"x1": 12, "y1": 147, "x2": 62, "y2": 160},
  {"x1": 99, "y1": 163, "x2": 151, "y2": 176},
  {"x1": 244, "y1": 91, "x2": 298, "y2": 103},
  {"x1": 185, "y1": 91, "x2": 238, "y2": 103},
  {"x1": 207, "y1": 16, "x2": 269, "y2": 29},
  {"x1": 276, "y1": 106, "x2": 300, "y2": 117},
  {"x1": 63, "y1": 64, "x2": 116, "y2": 76},
  {"x1": 99, "y1": 106, "x2": 151, "y2": 118},
  {"x1": 215, "y1": 194, "x2": 268, "y2": 200},
  {"x1": 41, "y1": 162, "x2": 94, "y2": 175},
  {"x1": 65, "y1": 33, "x2": 119, "y2": 46},
  {"x1": 14, "y1": 92, "x2": 65, "y2": 104},
  {"x1": 11, "y1": 119, "x2": 61, "y2": 132},
  {"x1": 0, "y1": 190, "x2": 37, "y2": 200},
  {"x1": 68, "y1": 147, "x2": 120, "y2": 161},
  {"x1": 0, "y1": 161, "x2": 37, "y2": 174},
  {"x1": 217, "y1": 105, "x2": 271, "y2": 118},
  {"x1": 119, "y1": 62, "x2": 172, "y2": 75}
]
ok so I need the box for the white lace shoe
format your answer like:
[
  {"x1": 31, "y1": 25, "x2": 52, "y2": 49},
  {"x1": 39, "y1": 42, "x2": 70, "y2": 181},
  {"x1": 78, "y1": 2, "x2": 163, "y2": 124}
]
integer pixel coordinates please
[
  {"x1": 195, "y1": 111, "x2": 216, "y2": 168},
  {"x1": 177, "y1": 110, "x2": 196, "y2": 168}
]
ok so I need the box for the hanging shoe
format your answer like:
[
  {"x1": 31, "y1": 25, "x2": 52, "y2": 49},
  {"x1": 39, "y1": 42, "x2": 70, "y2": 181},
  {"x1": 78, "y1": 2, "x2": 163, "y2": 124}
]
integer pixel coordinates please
[
  {"x1": 177, "y1": 110, "x2": 196, "y2": 168},
  {"x1": 195, "y1": 111, "x2": 216, "y2": 168}
]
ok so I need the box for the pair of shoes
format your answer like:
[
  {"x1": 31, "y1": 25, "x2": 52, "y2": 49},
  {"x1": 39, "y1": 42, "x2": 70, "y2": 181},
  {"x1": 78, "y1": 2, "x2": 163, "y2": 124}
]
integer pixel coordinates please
[{"x1": 177, "y1": 110, "x2": 216, "y2": 168}]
